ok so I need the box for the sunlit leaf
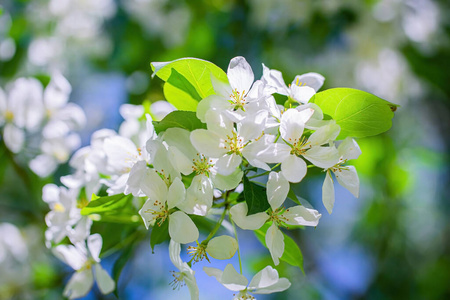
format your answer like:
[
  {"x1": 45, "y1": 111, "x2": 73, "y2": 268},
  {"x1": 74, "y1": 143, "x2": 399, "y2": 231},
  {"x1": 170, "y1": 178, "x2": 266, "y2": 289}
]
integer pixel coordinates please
[
  {"x1": 80, "y1": 194, "x2": 132, "y2": 216},
  {"x1": 254, "y1": 223, "x2": 304, "y2": 273},
  {"x1": 310, "y1": 88, "x2": 397, "y2": 138},
  {"x1": 151, "y1": 58, "x2": 228, "y2": 111},
  {"x1": 153, "y1": 110, "x2": 206, "y2": 134}
]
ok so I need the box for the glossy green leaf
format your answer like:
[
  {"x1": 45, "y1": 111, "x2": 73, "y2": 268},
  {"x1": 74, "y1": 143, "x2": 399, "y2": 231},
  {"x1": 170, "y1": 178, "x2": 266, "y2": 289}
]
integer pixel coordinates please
[
  {"x1": 254, "y1": 223, "x2": 304, "y2": 273},
  {"x1": 151, "y1": 58, "x2": 228, "y2": 111},
  {"x1": 150, "y1": 218, "x2": 170, "y2": 252},
  {"x1": 153, "y1": 110, "x2": 206, "y2": 134},
  {"x1": 310, "y1": 88, "x2": 397, "y2": 138},
  {"x1": 80, "y1": 194, "x2": 132, "y2": 216},
  {"x1": 243, "y1": 175, "x2": 270, "y2": 215}
]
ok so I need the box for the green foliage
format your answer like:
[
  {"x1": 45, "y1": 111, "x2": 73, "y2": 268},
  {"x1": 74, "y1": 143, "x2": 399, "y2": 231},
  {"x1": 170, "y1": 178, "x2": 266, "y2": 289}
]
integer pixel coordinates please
[
  {"x1": 243, "y1": 175, "x2": 270, "y2": 215},
  {"x1": 310, "y1": 88, "x2": 397, "y2": 138},
  {"x1": 254, "y1": 223, "x2": 304, "y2": 273},
  {"x1": 151, "y1": 58, "x2": 228, "y2": 111},
  {"x1": 153, "y1": 110, "x2": 206, "y2": 134},
  {"x1": 80, "y1": 193, "x2": 133, "y2": 216},
  {"x1": 150, "y1": 218, "x2": 170, "y2": 252}
]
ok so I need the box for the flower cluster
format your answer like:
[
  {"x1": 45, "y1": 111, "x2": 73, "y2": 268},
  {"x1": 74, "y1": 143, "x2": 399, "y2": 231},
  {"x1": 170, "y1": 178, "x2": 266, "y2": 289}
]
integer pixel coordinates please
[
  {"x1": 0, "y1": 73, "x2": 85, "y2": 177},
  {"x1": 44, "y1": 57, "x2": 364, "y2": 299}
]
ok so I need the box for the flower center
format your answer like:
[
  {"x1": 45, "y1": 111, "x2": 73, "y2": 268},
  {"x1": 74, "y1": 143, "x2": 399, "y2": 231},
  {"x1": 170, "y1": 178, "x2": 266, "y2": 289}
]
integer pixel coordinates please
[
  {"x1": 187, "y1": 241, "x2": 210, "y2": 263},
  {"x1": 223, "y1": 131, "x2": 244, "y2": 155},
  {"x1": 192, "y1": 154, "x2": 213, "y2": 175},
  {"x1": 144, "y1": 200, "x2": 169, "y2": 226},
  {"x1": 289, "y1": 136, "x2": 310, "y2": 156},
  {"x1": 169, "y1": 271, "x2": 186, "y2": 290},
  {"x1": 5, "y1": 110, "x2": 14, "y2": 122},
  {"x1": 233, "y1": 290, "x2": 255, "y2": 300},
  {"x1": 269, "y1": 207, "x2": 289, "y2": 226},
  {"x1": 229, "y1": 89, "x2": 247, "y2": 110}
]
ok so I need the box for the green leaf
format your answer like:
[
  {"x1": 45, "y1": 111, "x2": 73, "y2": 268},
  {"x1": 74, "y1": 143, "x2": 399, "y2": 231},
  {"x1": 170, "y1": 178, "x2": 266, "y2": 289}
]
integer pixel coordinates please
[
  {"x1": 287, "y1": 187, "x2": 301, "y2": 206},
  {"x1": 153, "y1": 110, "x2": 206, "y2": 134},
  {"x1": 80, "y1": 194, "x2": 132, "y2": 216},
  {"x1": 243, "y1": 175, "x2": 270, "y2": 215},
  {"x1": 310, "y1": 88, "x2": 397, "y2": 138},
  {"x1": 254, "y1": 223, "x2": 304, "y2": 273},
  {"x1": 112, "y1": 239, "x2": 136, "y2": 297},
  {"x1": 150, "y1": 218, "x2": 170, "y2": 252},
  {"x1": 151, "y1": 58, "x2": 228, "y2": 111}
]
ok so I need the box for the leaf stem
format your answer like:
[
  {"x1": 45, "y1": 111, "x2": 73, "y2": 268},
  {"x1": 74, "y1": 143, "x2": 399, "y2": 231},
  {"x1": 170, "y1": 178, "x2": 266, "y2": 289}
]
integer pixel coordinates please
[
  {"x1": 230, "y1": 213, "x2": 243, "y2": 274},
  {"x1": 203, "y1": 207, "x2": 228, "y2": 244},
  {"x1": 247, "y1": 163, "x2": 281, "y2": 179}
]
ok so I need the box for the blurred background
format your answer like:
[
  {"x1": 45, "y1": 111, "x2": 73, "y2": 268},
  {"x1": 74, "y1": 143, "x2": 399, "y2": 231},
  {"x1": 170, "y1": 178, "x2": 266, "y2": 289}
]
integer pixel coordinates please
[{"x1": 0, "y1": 0, "x2": 449, "y2": 299}]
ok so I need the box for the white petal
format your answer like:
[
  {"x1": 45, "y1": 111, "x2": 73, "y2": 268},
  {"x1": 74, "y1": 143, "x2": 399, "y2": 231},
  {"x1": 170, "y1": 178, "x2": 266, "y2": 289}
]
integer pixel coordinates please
[
  {"x1": 338, "y1": 137, "x2": 361, "y2": 161},
  {"x1": 253, "y1": 278, "x2": 291, "y2": 294},
  {"x1": 267, "y1": 172, "x2": 289, "y2": 210},
  {"x1": 87, "y1": 234, "x2": 103, "y2": 262},
  {"x1": 238, "y1": 110, "x2": 267, "y2": 141},
  {"x1": 211, "y1": 168, "x2": 243, "y2": 191},
  {"x1": 42, "y1": 184, "x2": 60, "y2": 204},
  {"x1": 29, "y1": 154, "x2": 58, "y2": 178},
  {"x1": 44, "y1": 71, "x2": 71, "y2": 109},
  {"x1": 216, "y1": 153, "x2": 242, "y2": 176},
  {"x1": 104, "y1": 136, "x2": 139, "y2": 173},
  {"x1": 258, "y1": 142, "x2": 291, "y2": 164},
  {"x1": 94, "y1": 264, "x2": 115, "y2": 294},
  {"x1": 169, "y1": 211, "x2": 199, "y2": 244},
  {"x1": 3, "y1": 123, "x2": 24, "y2": 153},
  {"x1": 169, "y1": 240, "x2": 183, "y2": 270},
  {"x1": 53, "y1": 245, "x2": 86, "y2": 270},
  {"x1": 190, "y1": 129, "x2": 227, "y2": 158},
  {"x1": 248, "y1": 265, "x2": 279, "y2": 290},
  {"x1": 164, "y1": 127, "x2": 197, "y2": 159},
  {"x1": 229, "y1": 202, "x2": 268, "y2": 230},
  {"x1": 335, "y1": 165, "x2": 359, "y2": 198},
  {"x1": 150, "y1": 100, "x2": 175, "y2": 120},
  {"x1": 303, "y1": 146, "x2": 340, "y2": 169},
  {"x1": 140, "y1": 168, "x2": 168, "y2": 202},
  {"x1": 178, "y1": 174, "x2": 213, "y2": 215},
  {"x1": 293, "y1": 72, "x2": 325, "y2": 92},
  {"x1": 167, "y1": 146, "x2": 193, "y2": 175},
  {"x1": 138, "y1": 199, "x2": 163, "y2": 229},
  {"x1": 280, "y1": 109, "x2": 305, "y2": 142},
  {"x1": 205, "y1": 109, "x2": 234, "y2": 137},
  {"x1": 206, "y1": 235, "x2": 238, "y2": 260},
  {"x1": 205, "y1": 264, "x2": 248, "y2": 291},
  {"x1": 227, "y1": 56, "x2": 254, "y2": 93},
  {"x1": 196, "y1": 94, "x2": 214, "y2": 123},
  {"x1": 307, "y1": 121, "x2": 340, "y2": 146},
  {"x1": 289, "y1": 85, "x2": 315, "y2": 104},
  {"x1": 63, "y1": 269, "x2": 94, "y2": 299},
  {"x1": 322, "y1": 171, "x2": 335, "y2": 214},
  {"x1": 282, "y1": 206, "x2": 321, "y2": 227},
  {"x1": 280, "y1": 155, "x2": 307, "y2": 183},
  {"x1": 211, "y1": 73, "x2": 232, "y2": 97},
  {"x1": 167, "y1": 177, "x2": 186, "y2": 209},
  {"x1": 119, "y1": 103, "x2": 144, "y2": 120},
  {"x1": 265, "y1": 224, "x2": 284, "y2": 266},
  {"x1": 261, "y1": 64, "x2": 288, "y2": 95},
  {"x1": 124, "y1": 160, "x2": 148, "y2": 196}
]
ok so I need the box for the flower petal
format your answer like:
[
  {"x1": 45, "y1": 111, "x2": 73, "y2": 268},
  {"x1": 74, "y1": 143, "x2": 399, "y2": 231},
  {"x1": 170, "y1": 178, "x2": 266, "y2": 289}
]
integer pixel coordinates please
[
  {"x1": 229, "y1": 202, "x2": 268, "y2": 230},
  {"x1": 282, "y1": 206, "x2": 321, "y2": 226},
  {"x1": 265, "y1": 224, "x2": 284, "y2": 265},
  {"x1": 293, "y1": 72, "x2": 325, "y2": 92},
  {"x1": 248, "y1": 265, "x2": 279, "y2": 290},
  {"x1": 190, "y1": 129, "x2": 227, "y2": 158},
  {"x1": 289, "y1": 85, "x2": 316, "y2": 104},
  {"x1": 307, "y1": 121, "x2": 340, "y2": 146},
  {"x1": 335, "y1": 165, "x2": 359, "y2": 198},
  {"x1": 338, "y1": 137, "x2": 361, "y2": 161},
  {"x1": 322, "y1": 170, "x2": 335, "y2": 214},
  {"x1": 63, "y1": 269, "x2": 94, "y2": 299},
  {"x1": 169, "y1": 211, "x2": 199, "y2": 244},
  {"x1": 3, "y1": 123, "x2": 24, "y2": 153},
  {"x1": 267, "y1": 172, "x2": 289, "y2": 210},
  {"x1": 303, "y1": 146, "x2": 340, "y2": 169},
  {"x1": 87, "y1": 234, "x2": 103, "y2": 262},
  {"x1": 94, "y1": 264, "x2": 115, "y2": 295},
  {"x1": 227, "y1": 56, "x2": 254, "y2": 93},
  {"x1": 206, "y1": 235, "x2": 238, "y2": 260},
  {"x1": 280, "y1": 109, "x2": 305, "y2": 142},
  {"x1": 211, "y1": 168, "x2": 243, "y2": 191},
  {"x1": 253, "y1": 278, "x2": 291, "y2": 294},
  {"x1": 167, "y1": 177, "x2": 186, "y2": 209},
  {"x1": 280, "y1": 155, "x2": 307, "y2": 183},
  {"x1": 216, "y1": 153, "x2": 242, "y2": 176}
]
